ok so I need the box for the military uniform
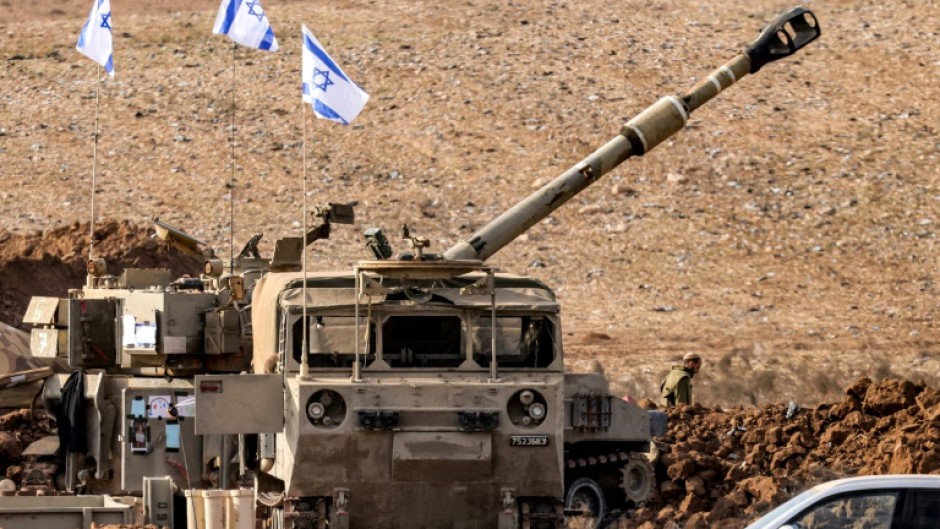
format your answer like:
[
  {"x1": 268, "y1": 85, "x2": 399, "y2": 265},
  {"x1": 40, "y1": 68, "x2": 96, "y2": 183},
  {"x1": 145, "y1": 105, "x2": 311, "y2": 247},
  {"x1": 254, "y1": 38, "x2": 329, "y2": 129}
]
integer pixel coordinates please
[{"x1": 660, "y1": 365, "x2": 693, "y2": 407}]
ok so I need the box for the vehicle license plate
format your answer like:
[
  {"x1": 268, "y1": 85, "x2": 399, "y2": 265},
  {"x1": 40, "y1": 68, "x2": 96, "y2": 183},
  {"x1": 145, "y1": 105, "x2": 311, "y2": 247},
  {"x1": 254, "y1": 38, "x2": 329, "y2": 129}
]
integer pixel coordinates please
[{"x1": 510, "y1": 435, "x2": 549, "y2": 447}]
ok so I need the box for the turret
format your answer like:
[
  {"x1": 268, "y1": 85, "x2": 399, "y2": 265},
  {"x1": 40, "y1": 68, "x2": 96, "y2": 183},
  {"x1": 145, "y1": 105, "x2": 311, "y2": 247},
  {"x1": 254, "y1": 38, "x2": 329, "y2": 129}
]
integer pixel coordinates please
[{"x1": 443, "y1": 7, "x2": 819, "y2": 262}]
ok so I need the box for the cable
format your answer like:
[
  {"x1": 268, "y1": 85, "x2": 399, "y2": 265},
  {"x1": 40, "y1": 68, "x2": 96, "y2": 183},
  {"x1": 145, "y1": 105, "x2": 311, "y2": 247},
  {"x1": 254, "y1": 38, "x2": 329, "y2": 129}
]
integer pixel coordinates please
[
  {"x1": 31, "y1": 382, "x2": 54, "y2": 435},
  {"x1": 165, "y1": 456, "x2": 189, "y2": 485}
]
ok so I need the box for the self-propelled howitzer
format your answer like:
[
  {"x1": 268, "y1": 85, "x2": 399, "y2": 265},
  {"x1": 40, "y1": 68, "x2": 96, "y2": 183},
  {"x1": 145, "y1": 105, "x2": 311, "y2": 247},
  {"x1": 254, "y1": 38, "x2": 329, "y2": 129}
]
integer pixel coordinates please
[
  {"x1": 444, "y1": 6, "x2": 820, "y2": 262},
  {"x1": 2, "y1": 8, "x2": 820, "y2": 529}
]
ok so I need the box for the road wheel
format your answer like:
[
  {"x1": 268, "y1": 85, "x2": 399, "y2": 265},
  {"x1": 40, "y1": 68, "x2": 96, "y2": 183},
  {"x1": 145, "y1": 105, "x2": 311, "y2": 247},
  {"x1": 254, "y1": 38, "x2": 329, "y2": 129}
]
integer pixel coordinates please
[
  {"x1": 565, "y1": 477, "x2": 606, "y2": 528},
  {"x1": 620, "y1": 453, "x2": 654, "y2": 505}
]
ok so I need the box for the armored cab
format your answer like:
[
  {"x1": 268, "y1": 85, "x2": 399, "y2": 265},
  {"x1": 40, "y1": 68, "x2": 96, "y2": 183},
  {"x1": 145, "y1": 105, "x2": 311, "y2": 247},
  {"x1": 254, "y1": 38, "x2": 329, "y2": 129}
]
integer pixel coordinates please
[{"x1": 250, "y1": 263, "x2": 572, "y2": 527}]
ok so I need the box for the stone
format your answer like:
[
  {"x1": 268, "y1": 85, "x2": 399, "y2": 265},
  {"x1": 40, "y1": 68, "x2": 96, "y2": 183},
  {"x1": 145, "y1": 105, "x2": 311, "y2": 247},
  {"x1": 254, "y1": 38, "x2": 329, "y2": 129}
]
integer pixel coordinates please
[{"x1": 863, "y1": 379, "x2": 919, "y2": 416}]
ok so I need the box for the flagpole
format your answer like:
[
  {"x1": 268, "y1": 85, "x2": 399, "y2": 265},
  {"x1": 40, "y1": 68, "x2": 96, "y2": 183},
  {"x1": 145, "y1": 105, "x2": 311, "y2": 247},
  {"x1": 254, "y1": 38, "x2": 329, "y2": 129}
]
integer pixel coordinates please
[
  {"x1": 89, "y1": 64, "x2": 101, "y2": 260},
  {"x1": 229, "y1": 41, "x2": 237, "y2": 273},
  {"x1": 300, "y1": 99, "x2": 309, "y2": 378}
]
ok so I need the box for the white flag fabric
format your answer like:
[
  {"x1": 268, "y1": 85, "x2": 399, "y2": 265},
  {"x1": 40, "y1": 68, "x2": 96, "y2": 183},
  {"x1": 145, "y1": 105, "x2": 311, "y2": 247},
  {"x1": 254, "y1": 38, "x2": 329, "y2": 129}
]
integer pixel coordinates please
[
  {"x1": 213, "y1": 0, "x2": 278, "y2": 51},
  {"x1": 302, "y1": 25, "x2": 369, "y2": 125},
  {"x1": 76, "y1": 0, "x2": 114, "y2": 76}
]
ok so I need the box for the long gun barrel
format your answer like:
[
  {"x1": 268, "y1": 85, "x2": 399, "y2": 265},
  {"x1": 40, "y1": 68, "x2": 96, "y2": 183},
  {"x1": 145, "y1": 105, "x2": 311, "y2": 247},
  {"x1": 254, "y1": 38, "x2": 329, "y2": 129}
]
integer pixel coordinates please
[{"x1": 443, "y1": 7, "x2": 820, "y2": 262}]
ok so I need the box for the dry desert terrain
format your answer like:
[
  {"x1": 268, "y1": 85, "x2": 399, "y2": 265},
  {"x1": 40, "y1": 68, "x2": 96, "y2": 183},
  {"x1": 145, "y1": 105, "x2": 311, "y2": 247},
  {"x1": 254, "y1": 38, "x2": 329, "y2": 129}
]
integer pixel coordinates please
[{"x1": 0, "y1": 0, "x2": 937, "y2": 407}]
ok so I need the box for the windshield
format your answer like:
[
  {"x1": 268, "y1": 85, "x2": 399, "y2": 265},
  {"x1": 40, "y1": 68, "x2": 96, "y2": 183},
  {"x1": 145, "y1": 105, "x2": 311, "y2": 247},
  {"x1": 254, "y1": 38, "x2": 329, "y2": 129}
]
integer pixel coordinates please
[
  {"x1": 287, "y1": 310, "x2": 557, "y2": 371},
  {"x1": 744, "y1": 490, "x2": 818, "y2": 529},
  {"x1": 291, "y1": 315, "x2": 375, "y2": 368},
  {"x1": 382, "y1": 315, "x2": 463, "y2": 368},
  {"x1": 472, "y1": 315, "x2": 555, "y2": 368}
]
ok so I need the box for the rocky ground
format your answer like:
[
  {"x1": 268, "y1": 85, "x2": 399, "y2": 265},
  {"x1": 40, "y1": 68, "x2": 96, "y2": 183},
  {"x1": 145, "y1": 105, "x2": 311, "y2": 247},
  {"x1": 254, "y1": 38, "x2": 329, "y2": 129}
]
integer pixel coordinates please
[
  {"x1": 621, "y1": 377, "x2": 940, "y2": 528},
  {"x1": 0, "y1": 409, "x2": 54, "y2": 484}
]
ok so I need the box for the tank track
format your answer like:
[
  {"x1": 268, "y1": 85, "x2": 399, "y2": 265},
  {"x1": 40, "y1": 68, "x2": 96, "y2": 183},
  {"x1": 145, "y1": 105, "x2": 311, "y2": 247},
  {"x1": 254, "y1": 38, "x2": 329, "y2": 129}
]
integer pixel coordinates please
[
  {"x1": 565, "y1": 450, "x2": 636, "y2": 471},
  {"x1": 566, "y1": 451, "x2": 653, "y2": 505}
]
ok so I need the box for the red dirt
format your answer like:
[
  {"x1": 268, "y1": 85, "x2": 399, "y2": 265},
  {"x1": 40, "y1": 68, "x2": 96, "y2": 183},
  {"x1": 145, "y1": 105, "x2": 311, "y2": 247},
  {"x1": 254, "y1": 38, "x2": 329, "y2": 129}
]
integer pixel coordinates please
[{"x1": 617, "y1": 377, "x2": 940, "y2": 528}]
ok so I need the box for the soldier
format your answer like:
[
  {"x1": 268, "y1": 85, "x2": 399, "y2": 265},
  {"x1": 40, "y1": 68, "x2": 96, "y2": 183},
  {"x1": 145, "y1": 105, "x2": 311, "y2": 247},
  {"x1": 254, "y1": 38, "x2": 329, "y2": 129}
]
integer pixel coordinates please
[{"x1": 660, "y1": 352, "x2": 702, "y2": 407}]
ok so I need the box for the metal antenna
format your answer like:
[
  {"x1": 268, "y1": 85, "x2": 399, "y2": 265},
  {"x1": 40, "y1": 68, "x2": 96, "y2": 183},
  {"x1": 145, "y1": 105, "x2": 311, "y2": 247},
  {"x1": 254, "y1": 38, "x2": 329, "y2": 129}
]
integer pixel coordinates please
[
  {"x1": 229, "y1": 41, "x2": 237, "y2": 273},
  {"x1": 300, "y1": 99, "x2": 309, "y2": 378},
  {"x1": 89, "y1": 64, "x2": 101, "y2": 260}
]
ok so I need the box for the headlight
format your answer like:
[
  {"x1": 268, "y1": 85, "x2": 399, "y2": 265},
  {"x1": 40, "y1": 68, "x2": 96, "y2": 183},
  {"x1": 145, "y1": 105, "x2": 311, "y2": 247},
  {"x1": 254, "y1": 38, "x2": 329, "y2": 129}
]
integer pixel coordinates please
[
  {"x1": 507, "y1": 389, "x2": 548, "y2": 428},
  {"x1": 528, "y1": 402, "x2": 546, "y2": 420},
  {"x1": 307, "y1": 401, "x2": 326, "y2": 420},
  {"x1": 520, "y1": 390, "x2": 535, "y2": 405},
  {"x1": 305, "y1": 390, "x2": 346, "y2": 428}
]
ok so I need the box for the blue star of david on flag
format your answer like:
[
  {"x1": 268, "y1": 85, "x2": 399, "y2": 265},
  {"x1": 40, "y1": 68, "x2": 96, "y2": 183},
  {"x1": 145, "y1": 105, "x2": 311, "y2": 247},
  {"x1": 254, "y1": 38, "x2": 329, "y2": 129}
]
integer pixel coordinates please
[
  {"x1": 213, "y1": 0, "x2": 278, "y2": 51},
  {"x1": 312, "y1": 68, "x2": 334, "y2": 92},
  {"x1": 77, "y1": 0, "x2": 114, "y2": 76},
  {"x1": 301, "y1": 25, "x2": 369, "y2": 125},
  {"x1": 245, "y1": 0, "x2": 265, "y2": 22}
]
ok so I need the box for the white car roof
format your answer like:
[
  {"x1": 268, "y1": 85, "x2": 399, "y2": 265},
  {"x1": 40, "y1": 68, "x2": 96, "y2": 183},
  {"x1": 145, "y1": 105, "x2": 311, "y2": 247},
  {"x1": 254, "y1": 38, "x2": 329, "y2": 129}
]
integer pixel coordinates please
[
  {"x1": 746, "y1": 474, "x2": 940, "y2": 529},
  {"x1": 810, "y1": 474, "x2": 940, "y2": 492}
]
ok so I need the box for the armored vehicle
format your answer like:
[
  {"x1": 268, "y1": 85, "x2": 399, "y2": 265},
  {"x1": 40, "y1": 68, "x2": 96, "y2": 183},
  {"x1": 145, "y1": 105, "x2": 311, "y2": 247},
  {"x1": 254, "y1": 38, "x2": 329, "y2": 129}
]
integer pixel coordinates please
[{"x1": 4, "y1": 7, "x2": 819, "y2": 529}]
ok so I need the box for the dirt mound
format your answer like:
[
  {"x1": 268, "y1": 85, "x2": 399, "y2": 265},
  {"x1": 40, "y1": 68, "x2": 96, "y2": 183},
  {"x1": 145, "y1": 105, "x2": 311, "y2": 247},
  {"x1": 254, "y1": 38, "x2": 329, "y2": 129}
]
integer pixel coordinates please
[
  {"x1": 0, "y1": 409, "x2": 55, "y2": 483},
  {"x1": 0, "y1": 219, "x2": 201, "y2": 327},
  {"x1": 616, "y1": 377, "x2": 940, "y2": 528}
]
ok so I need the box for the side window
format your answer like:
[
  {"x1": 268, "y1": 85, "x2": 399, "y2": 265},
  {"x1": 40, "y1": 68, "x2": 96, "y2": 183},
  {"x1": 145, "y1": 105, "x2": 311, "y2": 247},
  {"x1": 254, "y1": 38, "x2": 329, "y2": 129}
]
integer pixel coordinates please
[
  {"x1": 906, "y1": 490, "x2": 940, "y2": 529},
  {"x1": 787, "y1": 492, "x2": 898, "y2": 529}
]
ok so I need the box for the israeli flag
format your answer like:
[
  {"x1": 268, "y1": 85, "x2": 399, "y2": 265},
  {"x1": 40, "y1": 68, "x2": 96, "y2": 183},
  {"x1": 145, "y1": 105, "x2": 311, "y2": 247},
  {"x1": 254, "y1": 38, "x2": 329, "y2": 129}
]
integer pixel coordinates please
[
  {"x1": 213, "y1": 0, "x2": 278, "y2": 51},
  {"x1": 302, "y1": 25, "x2": 369, "y2": 125},
  {"x1": 76, "y1": 0, "x2": 114, "y2": 76}
]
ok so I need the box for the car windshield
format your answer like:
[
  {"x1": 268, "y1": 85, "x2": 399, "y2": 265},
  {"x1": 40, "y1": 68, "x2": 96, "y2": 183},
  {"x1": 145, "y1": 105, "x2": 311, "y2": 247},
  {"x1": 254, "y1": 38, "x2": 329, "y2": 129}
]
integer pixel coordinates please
[
  {"x1": 785, "y1": 492, "x2": 898, "y2": 529},
  {"x1": 744, "y1": 490, "x2": 818, "y2": 529}
]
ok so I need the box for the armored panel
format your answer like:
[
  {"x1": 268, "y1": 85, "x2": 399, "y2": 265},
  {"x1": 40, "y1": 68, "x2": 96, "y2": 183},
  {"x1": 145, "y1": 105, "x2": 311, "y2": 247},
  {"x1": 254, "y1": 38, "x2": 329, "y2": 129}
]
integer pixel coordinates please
[
  {"x1": 392, "y1": 432, "x2": 492, "y2": 481},
  {"x1": 270, "y1": 237, "x2": 303, "y2": 269},
  {"x1": 121, "y1": 292, "x2": 216, "y2": 355},
  {"x1": 164, "y1": 294, "x2": 215, "y2": 353},
  {"x1": 195, "y1": 374, "x2": 284, "y2": 434},
  {"x1": 119, "y1": 268, "x2": 172, "y2": 289},
  {"x1": 68, "y1": 298, "x2": 117, "y2": 368},
  {"x1": 30, "y1": 328, "x2": 63, "y2": 359},
  {"x1": 204, "y1": 307, "x2": 241, "y2": 354},
  {"x1": 23, "y1": 297, "x2": 60, "y2": 325}
]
